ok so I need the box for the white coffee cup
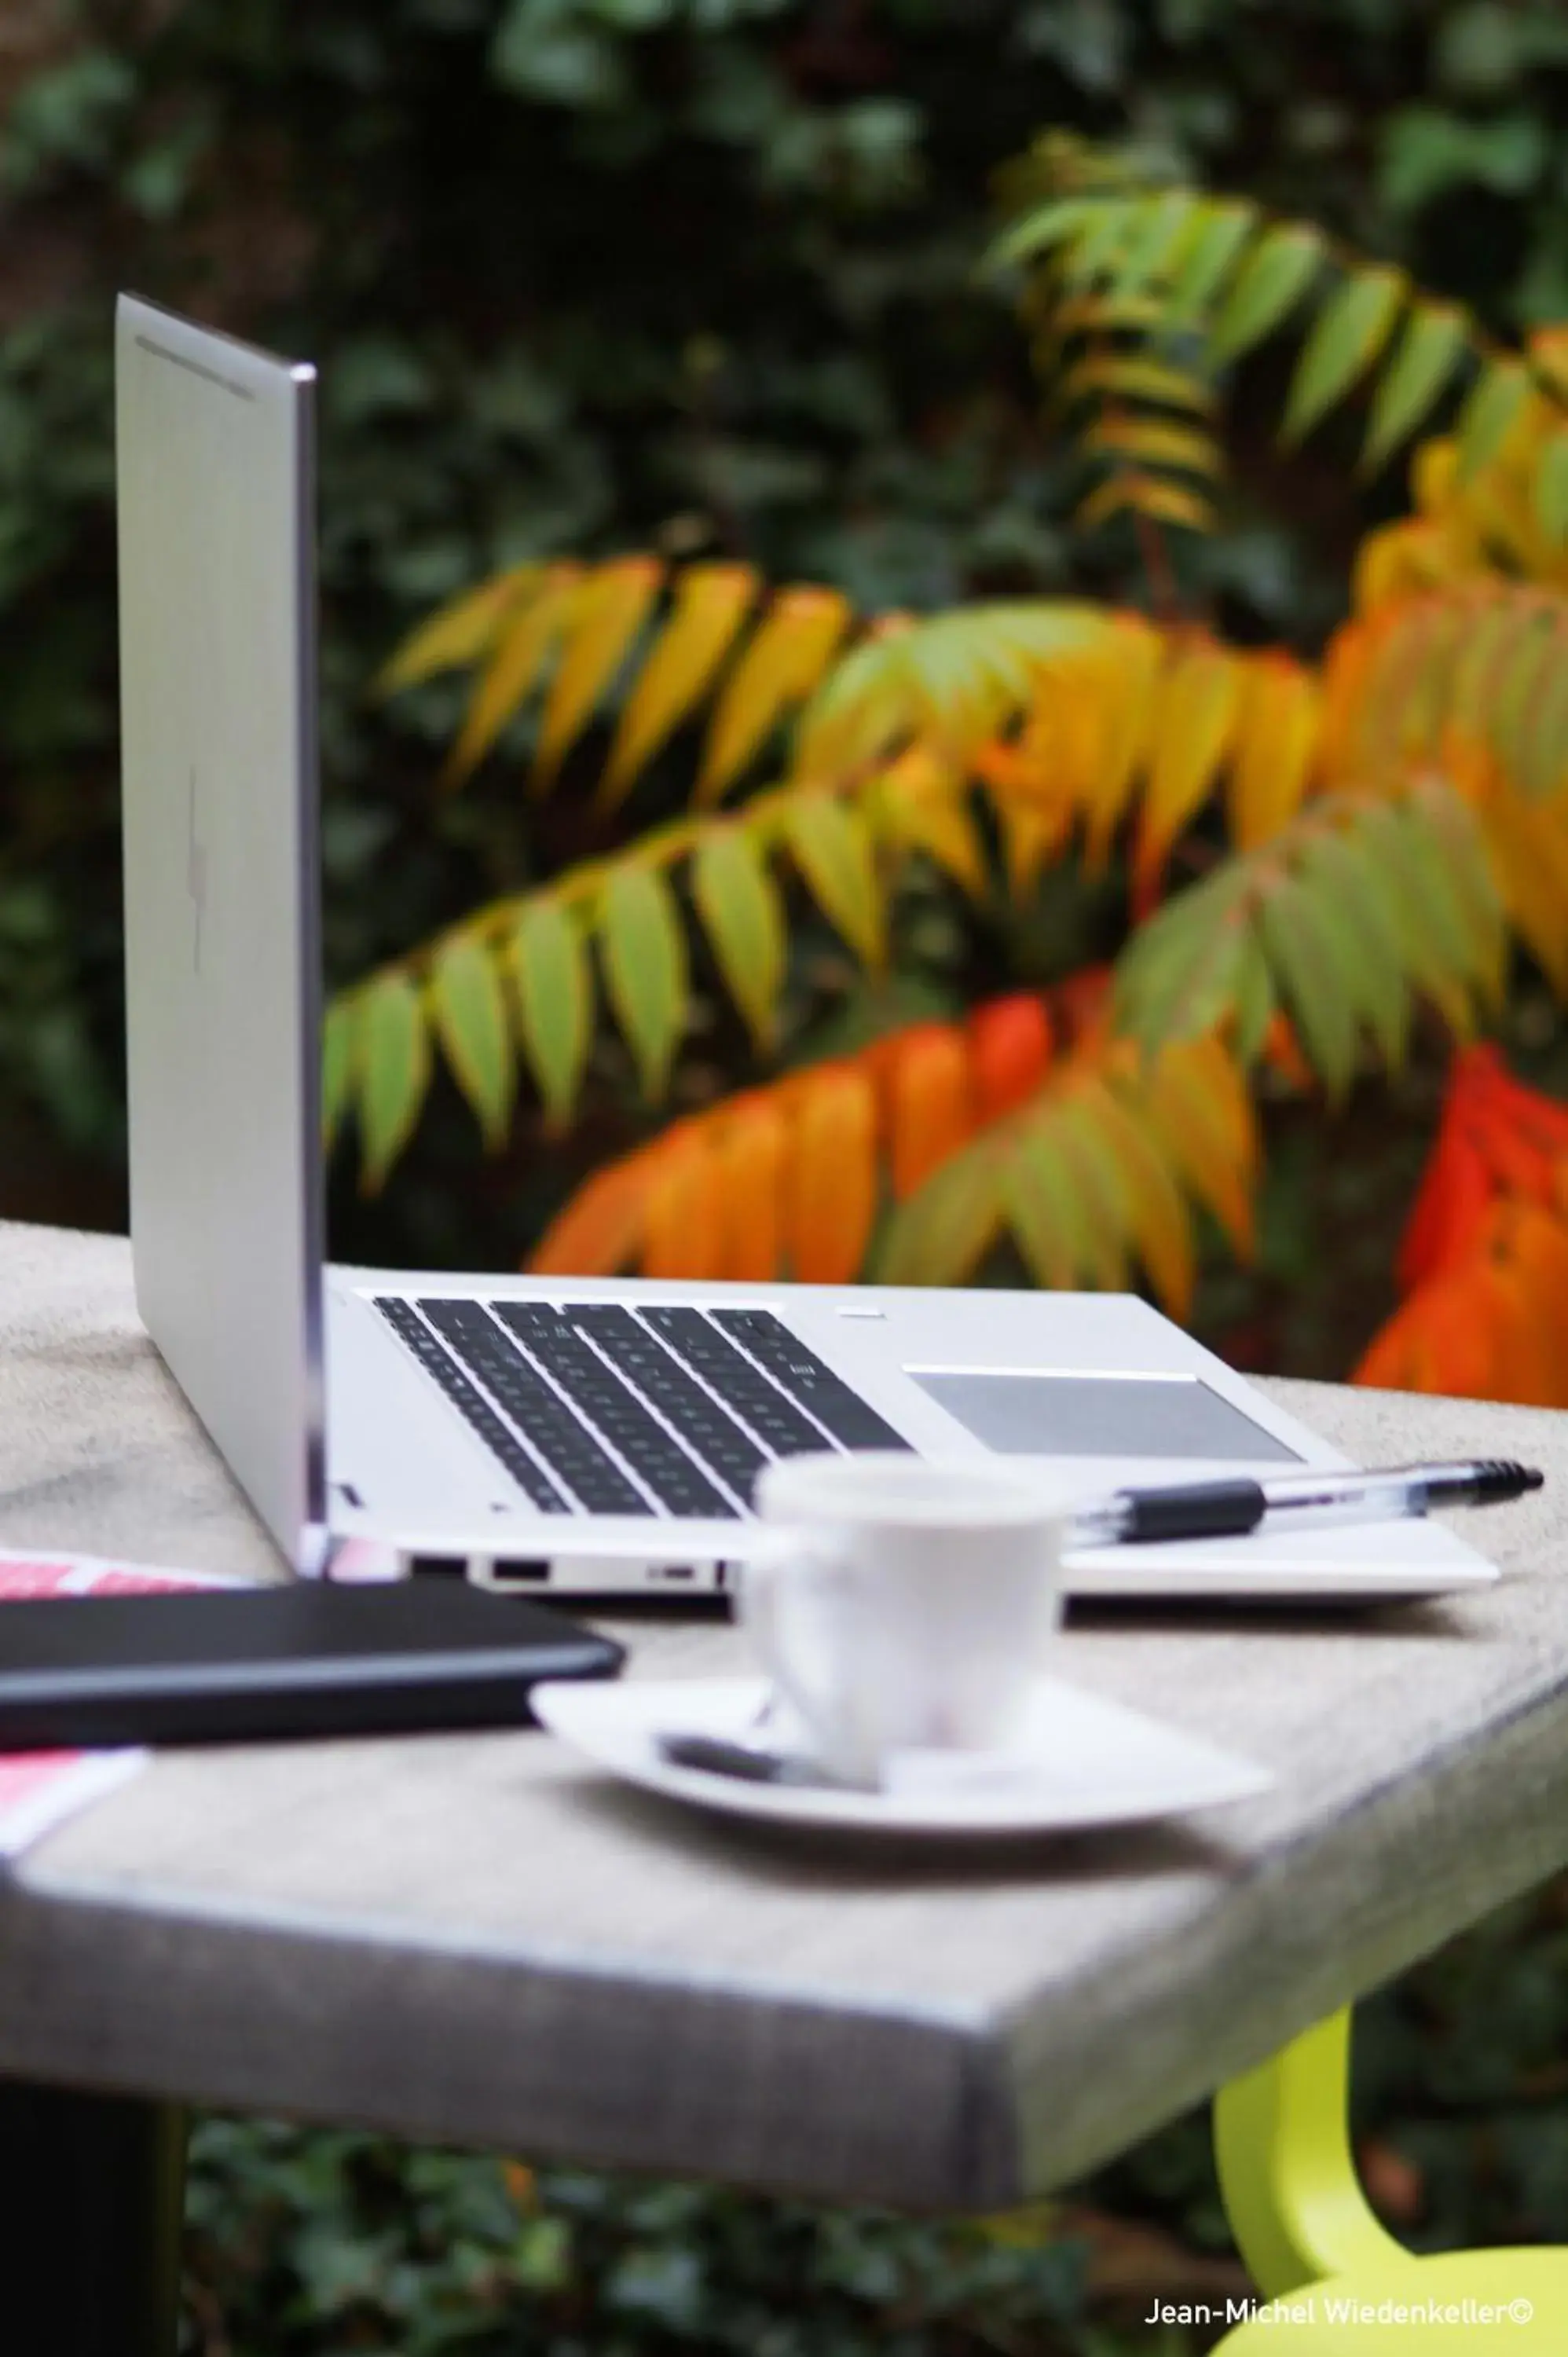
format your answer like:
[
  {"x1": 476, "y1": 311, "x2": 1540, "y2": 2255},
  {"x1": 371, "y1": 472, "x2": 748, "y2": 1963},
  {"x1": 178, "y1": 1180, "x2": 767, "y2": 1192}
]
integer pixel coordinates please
[{"x1": 743, "y1": 1453, "x2": 1074, "y2": 1788}]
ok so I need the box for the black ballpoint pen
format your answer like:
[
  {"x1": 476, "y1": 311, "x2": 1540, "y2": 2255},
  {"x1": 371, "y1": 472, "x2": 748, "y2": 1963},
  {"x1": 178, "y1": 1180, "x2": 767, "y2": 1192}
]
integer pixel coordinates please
[{"x1": 1069, "y1": 1457, "x2": 1544, "y2": 1550}]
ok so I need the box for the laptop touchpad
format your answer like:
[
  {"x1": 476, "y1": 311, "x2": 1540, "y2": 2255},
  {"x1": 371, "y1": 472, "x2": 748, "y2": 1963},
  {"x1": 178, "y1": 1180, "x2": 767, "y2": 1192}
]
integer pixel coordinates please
[{"x1": 909, "y1": 1370, "x2": 1302, "y2": 1461}]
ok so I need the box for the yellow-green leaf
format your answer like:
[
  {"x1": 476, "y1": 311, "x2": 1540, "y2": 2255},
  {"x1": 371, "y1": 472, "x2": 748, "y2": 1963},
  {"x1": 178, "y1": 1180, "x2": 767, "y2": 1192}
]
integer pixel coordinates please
[
  {"x1": 1533, "y1": 429, "x2": 1568, "y2": 547},
  {"x1": 1046, "y1": 1099, "x2": 1130, "y2": 1288},
  {"x1": 1281, "y1": 265, "x2": 1407, "y2": 446},
  {"x1": 427, "y1": 934, "x2": 515, "y2": 1149},
  {"x1": 1135, "y1": 637, "x2": 1241, "y2": 885},
  {"x1": 321, "y1": 999, "x2": 360, "y2": 1153},
  {"x1": 1361, "y1": 302, "x2": 1467, "y2": 475},
  {"x1": 1088, "y1": 1081, "x2": 1195, "y2": 1316},
  {"x1": 357, "y1": 973, "x2": 430, "y2": 1192},
  {"x1": 999, "y1": 1132, "x2": 1082, "y2": 1290},
  {"x1": 691, "y1": 827, "x2": 786, "y2": 1050},
  {"x1": 1075, "y1": 471, "x2": 1218, "y2": 534},
  {"x1": 877, "y1": 1147, "x2": 1002, "y2": 1285},
  {"x1": 509, "y1": 899, "x2": 592, "y2": 1133},
  {"x1": 1114, "y1": 869, "x2": 1252, "y2": 1047},
  {"x1": 1081, "y1": 416, "x2": 1221, "y2": 477},
  {"x1": 986, "y1": 193, "x2": 1101, "y2": 270},
  {"x1": 443, "y1": 566, "x2": 581, "y2": 786},
  {"x1": 790, "y1": 624, "x2": 915, "y2": 783},
  {"x1": 1229, "y1": 933, "x2": 1278, "y2": 1066},
  {"x1": 1167, "y1": 199, "x2": 1255, "y2": 319},
  {"x1": 1207, "y1": 224, "x2": 1325, "y2": 368},
  {"x1": 1258, "y1": 874, "x2": 1359, "y2": 1098},
  {"x1": 598, "y1": 563, "x2": 757, "y2": 808},
  {"x1": 1061, "y1": 198, "x2": 1138, "y2": 288},
  {"x1": 697, "y1": 586, "x2": 853, "y2": 805},
  {"x1": 376, "y1": 564, "x2": 539, "y2": 698},
  {"x1": 599, "y1": 864, "x2": 689, "y2": 1101},
  {"x1": 782, "y1": 794, "x2": 885, "y2": 969},
  {"x1": 533, "y1": 555, "x2": 664, "y2": 790},
  {"x1": 1456, "y1": 359, "x2": 1530, "y2": 482},
  {"x1": 1518, "y1": 637, "x2": 1568, "y2": 799},
  {"x1": 1108, "y1": 189, "x2": 1197, "y2": 300},
  {"x1": 878, "y1": 778, "x2": 988, "y2": 896},
  {"x1": 1061, "y1": 353, "x2": 1215, "y2": 415}
]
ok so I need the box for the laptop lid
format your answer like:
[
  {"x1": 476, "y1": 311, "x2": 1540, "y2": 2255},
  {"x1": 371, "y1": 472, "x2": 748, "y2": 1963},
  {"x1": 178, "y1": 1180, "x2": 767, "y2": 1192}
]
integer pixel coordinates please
[{"x1": 116, "y1": 294, "x2": 330, "y2": 1574}]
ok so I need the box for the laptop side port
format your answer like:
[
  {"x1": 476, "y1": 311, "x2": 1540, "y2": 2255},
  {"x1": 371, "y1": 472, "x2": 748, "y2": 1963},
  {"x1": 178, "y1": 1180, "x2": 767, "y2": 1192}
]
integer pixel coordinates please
[
  {"x1": 489, "y1": 1558, "x2": 551, "y2": 1585},
  {"x1": 408, "y1": 1553, "x2": 469, "y2": 1578}
]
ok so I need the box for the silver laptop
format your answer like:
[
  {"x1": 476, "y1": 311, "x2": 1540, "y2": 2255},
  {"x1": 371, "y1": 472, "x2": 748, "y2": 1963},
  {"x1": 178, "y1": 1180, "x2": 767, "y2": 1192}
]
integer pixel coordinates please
[{"x1": 115, "y1": 295, "x2": 1495, "y2": 1602}]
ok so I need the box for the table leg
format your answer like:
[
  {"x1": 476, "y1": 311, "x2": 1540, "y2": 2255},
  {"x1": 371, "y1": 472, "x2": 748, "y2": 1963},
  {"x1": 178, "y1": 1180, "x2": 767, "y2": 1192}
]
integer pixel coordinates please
[{"x1": 0, "y1": 2078, "x2": 186, "y2": 2355}]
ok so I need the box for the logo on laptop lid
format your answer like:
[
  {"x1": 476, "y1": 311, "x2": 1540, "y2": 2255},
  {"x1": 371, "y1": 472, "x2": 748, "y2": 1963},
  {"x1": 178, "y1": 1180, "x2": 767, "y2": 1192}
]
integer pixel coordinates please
[{"x1": 185, "y1": 764, "x2": 207, "y2": 973}]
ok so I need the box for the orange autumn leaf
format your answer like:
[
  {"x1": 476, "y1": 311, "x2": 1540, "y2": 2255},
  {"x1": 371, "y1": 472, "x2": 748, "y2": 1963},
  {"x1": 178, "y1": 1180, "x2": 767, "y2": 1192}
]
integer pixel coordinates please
[
  {"x1": 529, "y1": 1156, "x2": 650, "y2": 1277},
  {"x1": 524, "y1": 979, "x2": 1099, "y2": 1285},
  {"x1": 713, "y1": 1099, "x2": 787, "y2": 1280},
  {"x1": 886, "y1": 1025, "x2": 976, "y2": 1200},
  {"x1": 1259, "y1": 1011, "x2": 1313, "y2": 1092},
  {"x1": 523, "y1": 968, "x2": 1244, "y2": 1310},
  {"x1": 1396, "y1": 1121, "x2": 1493, "y2": 1293},
  {"x1": 969, "y1": 994, "x2": 1054, "y2": 1124},
  {"x1": 1361, "y1": 1047, "x2": 1568, "y2": 1406},
  {"x1": 785, "y1": 1065, "x2": 877, "y2": 1284},
  {"x1": 1483, "y1": 1214, "x2": 1568, "y2": 1406},
  {"x1": 643, "y1": 1131, "x2": 724, "y2": 1280},
  {"x1": 1354, "y1": 1262, "x2": 1498, "y2": 1396}
]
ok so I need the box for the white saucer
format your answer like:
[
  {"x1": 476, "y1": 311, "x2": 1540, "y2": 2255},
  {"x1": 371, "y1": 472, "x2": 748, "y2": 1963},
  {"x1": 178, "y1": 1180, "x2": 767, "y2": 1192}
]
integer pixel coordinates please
[{"x1": 532, "y1": 1676, "x2": 1273, "y2": 1838}]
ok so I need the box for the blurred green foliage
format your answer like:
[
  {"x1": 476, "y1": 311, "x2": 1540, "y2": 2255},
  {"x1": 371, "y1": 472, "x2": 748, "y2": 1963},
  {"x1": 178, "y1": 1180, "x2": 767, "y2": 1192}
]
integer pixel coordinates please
[
  {"x1": 177, "y1": 1893, "x2": 1568, "y2": 2355},
  {"x1": 9, "y1": 0, "x2": 1568, "y2": 1244},
  {"x1": 5, "y1": 4, "x2": 1568, "y2": 2351}
]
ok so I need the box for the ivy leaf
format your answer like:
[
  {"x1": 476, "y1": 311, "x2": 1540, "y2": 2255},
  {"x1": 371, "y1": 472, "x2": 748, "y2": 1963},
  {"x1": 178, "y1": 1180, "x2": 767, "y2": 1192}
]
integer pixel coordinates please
[{"x1": 599, "y1": 864, "x2": 689, "y2": 1101}]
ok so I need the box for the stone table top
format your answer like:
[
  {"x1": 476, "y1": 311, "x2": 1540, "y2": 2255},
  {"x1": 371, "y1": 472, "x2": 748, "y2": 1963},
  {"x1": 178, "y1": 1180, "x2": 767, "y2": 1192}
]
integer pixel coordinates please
[{"x1": 2, "y1": 1218, "x2": 1566, "y2": 2211}]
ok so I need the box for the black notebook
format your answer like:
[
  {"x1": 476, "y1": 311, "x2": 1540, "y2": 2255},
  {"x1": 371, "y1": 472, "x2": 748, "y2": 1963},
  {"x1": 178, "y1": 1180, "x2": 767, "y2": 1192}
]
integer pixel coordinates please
[{"x1": 0, "y1": 1580, "x2": 622, "y2": 1750}]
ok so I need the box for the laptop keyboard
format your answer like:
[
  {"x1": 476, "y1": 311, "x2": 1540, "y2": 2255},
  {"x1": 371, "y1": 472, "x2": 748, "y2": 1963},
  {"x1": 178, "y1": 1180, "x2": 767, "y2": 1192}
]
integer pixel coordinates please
[{"x1": 374, "y1": 1297, "x2": 910, "y2": 1518}]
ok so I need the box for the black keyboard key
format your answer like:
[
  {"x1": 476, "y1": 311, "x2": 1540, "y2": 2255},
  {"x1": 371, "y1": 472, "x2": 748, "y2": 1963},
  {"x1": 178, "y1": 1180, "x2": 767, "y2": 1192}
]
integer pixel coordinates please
[
  {"x1": 639, "y1": 1308, "x2": 838, "y2": 1458},
  {"x1": 711, "y1": 1309, "x2": 913, "y2": 1451},
  {"x1": 414, "y1": 1298, "x2": 652, "y2": 1516},
  {"x1": 373, "y1": 1297, "x2": 570, "y2": 1512},
  {"x1": 491, "y1": 1303, "x2": 738, "y2": 1519},
  {"x1": 566, "y1": 1305, "x2": 768, "y2": 1504}
]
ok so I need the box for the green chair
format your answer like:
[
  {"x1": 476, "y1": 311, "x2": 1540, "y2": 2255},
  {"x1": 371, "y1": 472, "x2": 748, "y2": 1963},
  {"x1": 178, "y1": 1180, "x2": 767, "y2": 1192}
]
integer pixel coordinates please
[{"x1": 1210, "y1": 2008, "x2": 1568, "y2": 2352}]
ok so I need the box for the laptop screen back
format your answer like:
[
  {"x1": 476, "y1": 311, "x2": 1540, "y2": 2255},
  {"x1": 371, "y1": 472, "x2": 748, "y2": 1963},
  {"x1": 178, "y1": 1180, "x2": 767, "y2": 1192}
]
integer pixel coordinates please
[{"x1": 116, "y1": 295, "x2": 328, "y2": 1573}]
